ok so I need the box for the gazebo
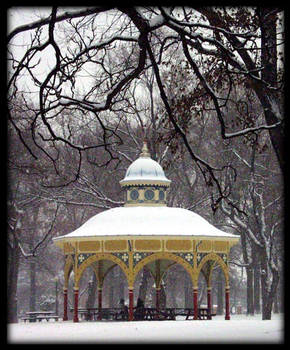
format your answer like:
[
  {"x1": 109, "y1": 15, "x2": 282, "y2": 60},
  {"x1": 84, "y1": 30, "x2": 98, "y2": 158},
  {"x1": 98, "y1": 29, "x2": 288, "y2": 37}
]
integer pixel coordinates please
[{"x1": 53, "y1": 142, "x2": 239, "y2": 322}]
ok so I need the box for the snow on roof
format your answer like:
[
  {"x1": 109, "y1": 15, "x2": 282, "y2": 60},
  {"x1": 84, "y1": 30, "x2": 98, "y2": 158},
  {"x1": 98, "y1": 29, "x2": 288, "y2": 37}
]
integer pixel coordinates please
[
  {"x1": 120, "y1": 157, "x2": 171, "y2": 184},
  {"x1": 55, "y1": 206, "x2": 238, "y2": 240}
]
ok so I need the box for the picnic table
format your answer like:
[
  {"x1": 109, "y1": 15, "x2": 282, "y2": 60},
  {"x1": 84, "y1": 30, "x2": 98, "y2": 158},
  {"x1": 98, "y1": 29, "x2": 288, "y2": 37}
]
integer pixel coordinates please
[
  {"x1": 70, "y1": 307, "x2": 124, "y2": 321},
  {"x1": 70, "y1": 307, "x2": 216, "y2": 321},
  {"x1": 141, "y1": 308, "x2": 175, "y2": 320},
  {"x1": 22, "y1": 311, "x2": 60, "y2": 323},
  {"x1": 142, "y1": 307, "x2": 216, "y2": 320},
  {"x1": 181, "y1": 307, "x2": 217, "y2": 320}
]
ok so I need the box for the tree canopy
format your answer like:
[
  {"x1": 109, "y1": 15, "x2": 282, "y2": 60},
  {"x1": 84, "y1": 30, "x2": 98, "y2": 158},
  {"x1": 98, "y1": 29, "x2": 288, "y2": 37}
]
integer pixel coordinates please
[{"x1": 8, "y1": 7, "x2": 284, "y2": 190}]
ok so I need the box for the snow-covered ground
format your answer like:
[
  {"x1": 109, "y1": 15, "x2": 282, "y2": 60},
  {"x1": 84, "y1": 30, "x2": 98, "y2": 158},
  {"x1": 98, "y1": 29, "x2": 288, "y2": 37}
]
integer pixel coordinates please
[{"x1": 8, "y1": 314, "x2": 284, "y2": 344}]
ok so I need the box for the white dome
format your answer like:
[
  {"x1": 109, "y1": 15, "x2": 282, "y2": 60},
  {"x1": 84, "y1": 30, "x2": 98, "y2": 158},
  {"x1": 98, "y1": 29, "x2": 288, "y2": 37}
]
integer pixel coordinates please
[
  {"x1": 55, "y1": 206, "x2": 238, "y2": 239},
  {"x1": 120, "y1": 157, "x2": 171, "y2": 183},
  {"x1": 120, "y1": 142, "x2": 171, "y2": 186}
]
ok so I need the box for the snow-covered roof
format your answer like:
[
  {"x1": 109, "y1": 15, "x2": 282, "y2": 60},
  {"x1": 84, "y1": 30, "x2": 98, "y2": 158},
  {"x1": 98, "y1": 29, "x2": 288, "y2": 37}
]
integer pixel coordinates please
[
  {"x1": 119, "y1": 141, "x2": 171, "y2": 186},
  {"x1": 54, "y1": 206, "x2": 238, "y2": 240},
  {"x1": 120, "y1": 157, "x2": 171, "y2": 184}
]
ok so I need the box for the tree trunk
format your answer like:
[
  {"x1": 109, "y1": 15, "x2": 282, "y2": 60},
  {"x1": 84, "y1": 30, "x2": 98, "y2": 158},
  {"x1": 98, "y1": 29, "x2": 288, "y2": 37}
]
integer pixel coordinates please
[
  {"x1": 260, "y1": 253, "x2": 280, "y2": 320},
  {"x1": 86, "y1": 272, "x2": 97, "y2": 309},
  {"x1": 246, "y1": 266, "x2": 254, "y2": 315},
  {"x1": 159, "y1": 284, "x2": 166, "y2": 308},
  {"x1": 138, "y1": 267, "x2": 150, "y2": 303},
  {"x1": 108, "y1": 270, "x2": 114, "y2": 307},
  {"x1": 240, "y1": 231, "x2": 254, "y2": 315},
  {"x1": 277, "y1": 280, "x2": 283, "y2": 313},
  {"x1": 216, "y1": 269, "x2": 223, "y2": 315},
  {"x1": 118, "y1": 278, "x2": 125, "y2": 304},
  {"x1": 273, "y1": 293, "x2": 279, "y2": 313},
  {"x1": 184, "y1": 271, "x2": 193, "y2": 308},
  {"x1": 169, "y1": 275, "x2": 178, "y2": 308},
  {"x1": 256, "y1": 8, "x2": 284, "y2": 172},
  {"x1": 7, "y1": 238, "x2": 20, "y2": 323},
  {"x1": 253, "y1": 265, "x2": 261, "y2": 313},
  {"x1": 29, "y1": 259, "x2": 36, "y2": 312},
  {"x1": 253, "y1": 249, "x2": 261, "y2": 313},
  {"x1": 198, "y1": 283, "x2": 206, "y2": 306}
]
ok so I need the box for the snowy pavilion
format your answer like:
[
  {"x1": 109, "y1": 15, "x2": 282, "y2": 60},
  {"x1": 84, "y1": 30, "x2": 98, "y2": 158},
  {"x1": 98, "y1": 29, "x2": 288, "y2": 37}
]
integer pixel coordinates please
[{"x1": 53, "y1": 142, "x2": 239, "y2": 322}]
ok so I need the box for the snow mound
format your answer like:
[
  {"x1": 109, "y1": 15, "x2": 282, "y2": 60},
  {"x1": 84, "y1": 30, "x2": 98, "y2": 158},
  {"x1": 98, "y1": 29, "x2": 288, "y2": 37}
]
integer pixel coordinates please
[
  {"x1": 56, "y1": 206, "x2": 238, "y2": 239},
  {"x1": 8, "y1": 314, "x2": 284, "y2": 344}
]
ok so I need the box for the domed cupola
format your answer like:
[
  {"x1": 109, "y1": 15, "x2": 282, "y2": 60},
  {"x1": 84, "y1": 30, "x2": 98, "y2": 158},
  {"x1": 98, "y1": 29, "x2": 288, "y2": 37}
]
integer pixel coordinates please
[{"x1": 120, "y1": 141, "x2": 171, "y2": 206}]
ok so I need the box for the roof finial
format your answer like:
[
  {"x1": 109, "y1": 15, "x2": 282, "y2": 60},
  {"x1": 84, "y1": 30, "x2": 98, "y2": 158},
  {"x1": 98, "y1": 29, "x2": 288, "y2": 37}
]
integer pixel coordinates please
[{"x1": 140, "y1": 139, "x2": 151, "y2": 158}]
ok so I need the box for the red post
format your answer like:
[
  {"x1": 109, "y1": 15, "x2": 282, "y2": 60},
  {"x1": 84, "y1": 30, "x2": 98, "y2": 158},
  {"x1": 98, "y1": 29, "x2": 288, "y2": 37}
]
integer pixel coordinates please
[
  {"x1": 73, "y1": 288, "x2": 79, "y2": 322},
  {"x1": 128, "y1": 288, "x2": 134, "y2": 321},
  {"x1": 225, "y1": 286, "x2": 230, "y2": 320},
  {"x1": 97, "y1": 288, "x2": 102, "y2": 320},
  {"x1": 193, "y1": 287, "x2": 198, "y2": 320},
  {"x1": 63, "y1": 288, "x2": 68, "y2": 321},
  {"x1": 156, "y1": 288, "x2": 160, "y2": 311},
  {"x1": 207, "y1": 287, "x2": 212, "y2": 320}
]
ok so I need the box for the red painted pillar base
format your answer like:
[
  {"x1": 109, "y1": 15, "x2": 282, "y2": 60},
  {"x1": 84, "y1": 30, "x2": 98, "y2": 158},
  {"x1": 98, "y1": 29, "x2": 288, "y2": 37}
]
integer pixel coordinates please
[
  {"x1": 97, "y1": 288, "x2": 102, "y2": 320},
  {"x1": 73, "y1": 288, "x2": 79, "y2": 322},
  {"x1": 225, "y1": 287, "x2": 230, "y2": 320},
  {"x1": 128, "y1": 288, "x2": 134, "y2": 321},
  {"x1": 193, "y1": 287, "x2": 198, "y2": 320},
  {"x1": 63, "y1": 288, "x2": 68, "y2": 321},
  {"x1": 207, "y1": 287, "x2": 212, "y2": 320}
]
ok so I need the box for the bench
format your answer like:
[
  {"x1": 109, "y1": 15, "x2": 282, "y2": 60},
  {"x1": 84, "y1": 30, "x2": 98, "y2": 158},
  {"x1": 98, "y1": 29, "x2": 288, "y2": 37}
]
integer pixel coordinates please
[
  {"x1": 36, "y1": 315, "x2": 60, "y2": 322},
  {"x1": 80, "y1": 308, "x2": 124, "y2": 321},
  {"x1": 21, "y1": 310, "x2": 59, "y2": 322},
  {"x1": 21, "y1": 313, "x2": 60, "y2": 322},
  {"x1": 142, "y1": 308, "x2": 175, "y2": 321},
  {"x1": 21, "y1": 316, "x2": 37, "y2": 323},
  {"x1": 185, "y1": 308, "x2": 216, "y2": 320}
]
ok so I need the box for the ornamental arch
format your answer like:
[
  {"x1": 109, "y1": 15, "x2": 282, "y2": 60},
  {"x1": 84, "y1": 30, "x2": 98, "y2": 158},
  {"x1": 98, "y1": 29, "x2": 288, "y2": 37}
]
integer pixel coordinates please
[
  {"x1": 74, "y1": 253, "x2": 130, "y2": 289},
  {"x1": 196, "y1": 252, "x2": 230, "y2": 287},
  {"x1": 133, "y1": 252, "x2": 195, "y2": 288}
]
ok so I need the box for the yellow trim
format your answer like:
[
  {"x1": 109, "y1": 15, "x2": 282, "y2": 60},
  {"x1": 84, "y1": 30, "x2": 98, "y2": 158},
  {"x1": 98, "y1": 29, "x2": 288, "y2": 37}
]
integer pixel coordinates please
[
  {"x1": 120, "y1": 179, "x2": 171, "y2": 187},
  {"x1": 124, "y1": 202, "x2": 166, "y2": 207},
  {"x1": 198, "y1": 240, "x2": 212, "y2": 252},
  {"x1": 79, "y1": 241, "x2": 101, "y2": 252},
  {"x1": 139, "y1": 189, "x2": 145, "y2": 201},
  {"x1": 134, "y1": 239, "x2": 162, "y2": 251},
  {"x1": 104, "y1": 239, "x2": 128, "y2": 252},
  {"x1": 165, "y1": 239, "x2": 192, "y2": 251},
  {"x1": 213, "y1": 240, "x2": 228, "y2": 252},
  {"x1": 57, "y1": 235, "x2": 238, "y2": 291},
  {"x1": 55, "y1": 235, "x2": 239, "y2": 244}
]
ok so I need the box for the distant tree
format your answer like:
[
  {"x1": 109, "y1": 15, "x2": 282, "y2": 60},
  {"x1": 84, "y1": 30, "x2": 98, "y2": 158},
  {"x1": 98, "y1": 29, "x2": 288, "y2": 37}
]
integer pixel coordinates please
[{"x1": 219, "y1": 136, "x2": 283, "y2": 320}]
